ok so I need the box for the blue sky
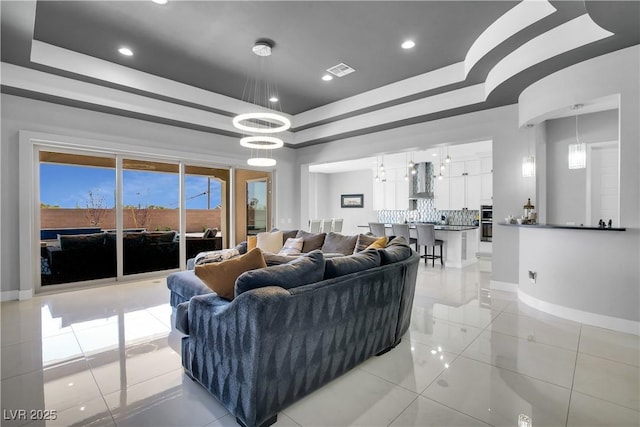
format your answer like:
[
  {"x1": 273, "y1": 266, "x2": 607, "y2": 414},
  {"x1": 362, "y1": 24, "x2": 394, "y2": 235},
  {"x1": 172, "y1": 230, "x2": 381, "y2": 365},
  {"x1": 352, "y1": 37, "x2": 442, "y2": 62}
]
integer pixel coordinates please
[{"x1": 40, "y1": 164, "x2": 222, "y2": 209}]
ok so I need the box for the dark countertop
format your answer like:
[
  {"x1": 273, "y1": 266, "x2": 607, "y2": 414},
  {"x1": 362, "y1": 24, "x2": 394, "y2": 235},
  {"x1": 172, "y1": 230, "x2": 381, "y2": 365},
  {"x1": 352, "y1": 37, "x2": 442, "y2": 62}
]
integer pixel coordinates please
[
  {"x1": 359, "y1": 224, "x2": 478, "y2": 232},
  {"x1": 499, "y1": 223, "x2": 626, "y2": 231}
]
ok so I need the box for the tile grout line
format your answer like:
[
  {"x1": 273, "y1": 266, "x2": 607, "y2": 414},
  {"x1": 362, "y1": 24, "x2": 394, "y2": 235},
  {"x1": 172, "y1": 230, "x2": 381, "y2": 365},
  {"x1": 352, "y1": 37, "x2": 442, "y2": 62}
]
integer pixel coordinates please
[{"x1": 565, "y1": 324, "x2": 582, "y2": 427}]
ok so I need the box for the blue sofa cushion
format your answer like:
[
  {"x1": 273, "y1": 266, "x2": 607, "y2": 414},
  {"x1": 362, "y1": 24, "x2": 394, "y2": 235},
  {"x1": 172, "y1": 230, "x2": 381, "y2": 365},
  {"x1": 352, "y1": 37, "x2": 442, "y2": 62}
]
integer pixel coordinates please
[
  {"x1": 324, "y1": 248, "x2": 381, "y2": 279},
  {"x1": 379, "y1": 236, "x2": 412, "y2": 265},
  {"x1": 167, "y1": 270, "x2": 212, "y2": 306},
  {"x1": 235, "y1": 250, "x2": 325, "y2": 296}
]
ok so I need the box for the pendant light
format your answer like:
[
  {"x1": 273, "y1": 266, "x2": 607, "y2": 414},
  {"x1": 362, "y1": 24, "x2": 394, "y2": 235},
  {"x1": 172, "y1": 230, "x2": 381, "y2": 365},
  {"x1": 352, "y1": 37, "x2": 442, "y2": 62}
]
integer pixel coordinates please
[
  {"x1": 233, "y1": 39, "x2": 290, "y2": 167},
  {"x1": 568, "y1": 105, "x2": 586, "y2": 169},
  {"x1": 374, "y1": 157, "x2": 380, "y2": 182},
  {"x1": 404, "y1": 153, "x2": 409, "y2": 181},
  {"x1": 522, "y1": 124, "x2": 535, "y2": 177}
]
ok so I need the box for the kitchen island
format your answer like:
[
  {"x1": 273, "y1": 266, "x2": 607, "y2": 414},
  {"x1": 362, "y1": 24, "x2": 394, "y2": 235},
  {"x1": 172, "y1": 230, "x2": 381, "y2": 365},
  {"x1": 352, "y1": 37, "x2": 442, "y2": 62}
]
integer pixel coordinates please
[{"x1": 358, "y1": 224, "x2": 478, "y2": 268}]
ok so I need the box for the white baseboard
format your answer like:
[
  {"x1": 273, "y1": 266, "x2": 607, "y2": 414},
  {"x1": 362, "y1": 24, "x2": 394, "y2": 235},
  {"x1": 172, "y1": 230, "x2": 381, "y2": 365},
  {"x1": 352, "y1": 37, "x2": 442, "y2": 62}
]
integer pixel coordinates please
[
  {"x1": 518, "y1": 289, "x2": 640, "y2": 336},
  {"x1": 490, "y1": 280, "x2": 517, "y2": 292},
  {"x1": 1, "y1": 289, "x2": 33, "y2": 302}
]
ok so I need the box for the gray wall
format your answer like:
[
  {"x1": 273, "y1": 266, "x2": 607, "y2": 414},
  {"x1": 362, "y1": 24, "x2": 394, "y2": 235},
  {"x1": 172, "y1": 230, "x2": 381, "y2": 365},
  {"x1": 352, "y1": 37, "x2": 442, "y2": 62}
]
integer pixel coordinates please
[
  {"x1": 312, "y1": 170, "x2": 377, "y2": 236},
  {"x1": 0, "y1": 94, "x2": 298, "y2": 293},
  {"x1": 517, "y1": 46, "x2": 639, "y2": 328},
  {"x1": 545, "y1": 109, "x2": 619, "y2": 225}
]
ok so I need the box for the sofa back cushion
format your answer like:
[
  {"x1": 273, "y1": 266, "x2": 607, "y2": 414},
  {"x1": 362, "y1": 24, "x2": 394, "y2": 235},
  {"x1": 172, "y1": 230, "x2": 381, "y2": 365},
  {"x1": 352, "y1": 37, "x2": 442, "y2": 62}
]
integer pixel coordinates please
[
  {"x1": 278, "y1": 237, "x2": 304, "y2": 255},
  {"x1": 194, "y1": 247, "x2": 267, "y2": 301},
  {"x1": 58, "y1": 232, "x2": 105, "y2": 250},
  {"x1": 353, "y1": 234, "x2": 379, "y2": 253},
  {"x1": 324, "y1": 248, "x2": 381, "y2": 280},
  {"x1": 321, "y1": 232, "x2": 358, "y2": 256},
  {"x1": 235, "y1": 250, "x2": 325, "y2": 297},
  {"x1": 256, "y1": 230, "x2": 284, "y2": 253},
  {"x1": 270, "y1": 228, "x2": 299, "y2": 241},
  {"x1": 144, "y1": 231, "x2": 176, "y2": 243},
  {"x1": 295, "y1": 230, "x2": 326, "y2": 252},
  {"x1": 379, "y1": 236, "x2": 412, "y2": 265}
]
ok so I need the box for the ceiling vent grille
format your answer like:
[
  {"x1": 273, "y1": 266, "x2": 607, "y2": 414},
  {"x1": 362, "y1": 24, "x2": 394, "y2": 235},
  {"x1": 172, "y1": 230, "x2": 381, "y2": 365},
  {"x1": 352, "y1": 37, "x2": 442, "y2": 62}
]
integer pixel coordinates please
[{"x1": 326, "y1": 63, "x2": 356, "y2": 77}]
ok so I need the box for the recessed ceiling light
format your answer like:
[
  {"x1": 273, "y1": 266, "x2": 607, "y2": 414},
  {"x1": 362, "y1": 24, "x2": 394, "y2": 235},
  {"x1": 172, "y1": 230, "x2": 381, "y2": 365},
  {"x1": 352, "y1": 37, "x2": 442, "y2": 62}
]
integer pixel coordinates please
[
  {"x1": 152, "y1": 0, "x2": 168, "y2": 4},
  {"x1": 269, "y1": 96, "x2": 279, "y2": 103},
  {"x1": 401, "y1": 40, "x2": 416, "y2": 49},
  {"x1": 118, "y1": 47, "x2": 133, "y2": 56},
  {"x1": 322, "y1": 74, "x2": 333, "y2": 81}
]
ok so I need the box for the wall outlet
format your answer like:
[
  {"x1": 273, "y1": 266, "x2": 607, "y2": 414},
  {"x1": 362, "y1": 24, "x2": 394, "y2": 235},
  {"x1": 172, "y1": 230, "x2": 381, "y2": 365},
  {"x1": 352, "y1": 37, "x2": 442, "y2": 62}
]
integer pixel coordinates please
[{"x1": 528, "y1": 270, "x2": 537, "y2": 284}]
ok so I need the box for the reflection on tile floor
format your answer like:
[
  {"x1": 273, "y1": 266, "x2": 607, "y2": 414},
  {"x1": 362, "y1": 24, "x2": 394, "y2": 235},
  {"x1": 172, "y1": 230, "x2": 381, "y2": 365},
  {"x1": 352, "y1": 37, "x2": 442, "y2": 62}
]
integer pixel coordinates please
[{"x1": 1, "y1": 266, "x2": 639, "y2": 427}]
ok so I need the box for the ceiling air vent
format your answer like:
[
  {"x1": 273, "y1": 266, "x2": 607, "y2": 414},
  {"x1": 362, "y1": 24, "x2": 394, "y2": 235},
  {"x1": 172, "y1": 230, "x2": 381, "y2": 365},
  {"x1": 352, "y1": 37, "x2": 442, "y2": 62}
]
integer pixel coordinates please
[{"x1": 326, "y1": 63, "x2": 356, "y2": 77}]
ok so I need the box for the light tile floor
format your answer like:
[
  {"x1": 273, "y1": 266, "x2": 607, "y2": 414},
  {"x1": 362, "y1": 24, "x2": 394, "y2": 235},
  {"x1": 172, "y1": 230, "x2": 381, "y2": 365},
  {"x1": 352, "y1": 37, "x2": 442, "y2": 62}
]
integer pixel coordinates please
[{"x1": 1, "y1": 264, "x2": 639, "y2": 427}]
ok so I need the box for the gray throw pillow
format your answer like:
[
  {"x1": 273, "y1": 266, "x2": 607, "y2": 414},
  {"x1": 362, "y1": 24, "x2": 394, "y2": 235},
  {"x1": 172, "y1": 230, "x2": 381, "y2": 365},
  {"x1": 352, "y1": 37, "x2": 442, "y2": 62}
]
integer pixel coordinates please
[
  {"x1": 295, "y1": 230, "x2": 326, "y2": 252},
  {"x1": 379, "y1": 236, "x2": 412, "y2": 265},
  {"x1": 322, "y1": 232, "x2": 358, "y2": 256},
  {"x1": 235, "y1": 250, "x2": 325, "y2": 296},
  {"x1": 324, "y1": 248, "x2": 381, "y2": 279},
  {"x1": 353, "y1": 234, "x2": 379, "y2": 253}
]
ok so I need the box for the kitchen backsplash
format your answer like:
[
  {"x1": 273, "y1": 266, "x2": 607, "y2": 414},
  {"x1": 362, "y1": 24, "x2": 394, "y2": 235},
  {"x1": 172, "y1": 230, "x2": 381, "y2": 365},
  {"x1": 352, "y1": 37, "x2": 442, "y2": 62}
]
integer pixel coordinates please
[{"x1": 376, "y1": 199, "x2": 479, "y2": 225}]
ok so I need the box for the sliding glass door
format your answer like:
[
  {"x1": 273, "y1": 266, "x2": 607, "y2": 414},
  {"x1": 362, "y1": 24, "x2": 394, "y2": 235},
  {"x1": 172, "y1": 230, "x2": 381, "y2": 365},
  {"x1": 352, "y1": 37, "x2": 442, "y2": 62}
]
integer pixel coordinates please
[
  {"x1": 122, "y1": 159, "x2": 179, "y2": 275},
  {"x1": 38, "y1": 148, "x2": 236, "y2": 287},
  {"x1": 39, "y1": 151, "x2": 116, "y2": 285},
  {"x1": 185, "y1": 166, "x2": 229, "y2": 260}
]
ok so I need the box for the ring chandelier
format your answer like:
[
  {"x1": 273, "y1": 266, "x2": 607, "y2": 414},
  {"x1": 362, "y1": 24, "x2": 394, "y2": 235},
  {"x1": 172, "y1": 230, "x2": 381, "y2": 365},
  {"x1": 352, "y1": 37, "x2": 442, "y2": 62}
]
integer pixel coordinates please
[
  {"x1": 233, "y1": 113, "x2": 291, "y2": 134},
  {"x1": 233, "y1": 39, "x2": 289, "y2": 167},
  {"x1": 239, "y1": 136, "x2": 284, "y2": 149}
]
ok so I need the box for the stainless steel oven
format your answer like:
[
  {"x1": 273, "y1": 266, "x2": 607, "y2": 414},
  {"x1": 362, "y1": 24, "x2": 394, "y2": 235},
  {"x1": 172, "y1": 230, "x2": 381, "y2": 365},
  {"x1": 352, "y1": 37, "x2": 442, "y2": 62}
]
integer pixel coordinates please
[{"x1": 480, "y1": 205, "x2": 492, "y2": 242}]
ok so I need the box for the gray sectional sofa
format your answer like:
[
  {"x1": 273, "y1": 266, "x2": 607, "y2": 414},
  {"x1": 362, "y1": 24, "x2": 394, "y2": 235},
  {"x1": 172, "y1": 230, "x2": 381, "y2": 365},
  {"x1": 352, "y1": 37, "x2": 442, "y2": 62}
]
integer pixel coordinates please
[{"x1": 166, "y1": 233, "x2": 419, "y2": 427}]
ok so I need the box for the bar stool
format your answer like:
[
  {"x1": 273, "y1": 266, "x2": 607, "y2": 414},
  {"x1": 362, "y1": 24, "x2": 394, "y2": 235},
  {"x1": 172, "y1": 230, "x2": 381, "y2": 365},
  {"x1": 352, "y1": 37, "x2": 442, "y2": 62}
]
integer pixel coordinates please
[
  {"x1": 331, "y1": 218, "x2": 343, "y2": 233},
  {"x1": 368, "y1": 222, "x2": 386, "y2": 237},
  {"x1": 415, "y1": 224, "x2": 443, "y2": 267},
  {"x1": 321, "y1": 219, "x2": 333, "y2": 233},
  {"x1": 391, "y1": 223, "x2": 417, "y2": 250}
]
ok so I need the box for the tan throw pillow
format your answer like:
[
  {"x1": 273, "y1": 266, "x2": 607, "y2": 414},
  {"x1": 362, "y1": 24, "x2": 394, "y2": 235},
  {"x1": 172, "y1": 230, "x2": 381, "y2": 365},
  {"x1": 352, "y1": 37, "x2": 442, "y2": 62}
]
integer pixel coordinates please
[
  {"x1": 256, "y1": 231, "x2": 284, "y2": 253},
  {"x1": 247, "y1": 235, "x2": 257, "y2": 251},
  {"x1": 353, "y1": 234, "x2": 379, "y2": 253},
  {"x1": 278, "y1": 237, "x2": 304, "y2": 255},
  {"x1": 366, "y1": 236, "x2": 388, "y2": 250},
  {"x1": 194, "y1": 247, "x2": 267, "y2": 300}
]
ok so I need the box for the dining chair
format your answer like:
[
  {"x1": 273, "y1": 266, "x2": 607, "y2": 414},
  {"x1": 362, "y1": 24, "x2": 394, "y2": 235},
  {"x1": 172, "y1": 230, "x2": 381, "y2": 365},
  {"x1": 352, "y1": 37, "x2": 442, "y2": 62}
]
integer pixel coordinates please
[
  {"x1": 331, "y1": 218, "x2": 343, "y2": 233},
  {"x1": 309, "y1": 219, "x2": 321, "y2": 233},
  {"x1": 415, "y1": 223, "x2": 443, "y2": 267},
  {"x1": 391, "y1": 223, "x2": 417, "y2": 250},
  {"x1": 321, "y1": 219, "x2": 333, "y2": 233},
  {"x1": 368, "y1": 222, "x2": 386, "y2": 237}
]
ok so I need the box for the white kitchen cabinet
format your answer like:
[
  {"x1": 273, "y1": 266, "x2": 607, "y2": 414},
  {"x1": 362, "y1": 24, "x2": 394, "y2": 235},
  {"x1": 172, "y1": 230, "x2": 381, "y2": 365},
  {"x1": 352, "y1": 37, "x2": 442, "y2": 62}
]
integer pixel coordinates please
[
  {"x1": 466, "y1": 174, "x2": 482, "y2": 210},
  {"x1": 438, "y1": 160, "x2": 483, "y2": 210},
  {"x1": 434, "y1": 177, "x2": 450, "y2": 210},
  {"x1": 449, "y1": 176, "x2": 465, "y2": 210},
  {"x1": 395, "y1": 177, "x2": 410, "y2": 210},
  {"x1": 465, "y1": 159, "x2": 481, "y2": 176},
  {"x1": 449, "y1": 161, "x2": 465, "y2": 176},
  {"x1": 481, "y1": 173, "x2": 493, "y2": 204},
  {"x1": 372, "y1": 168, "x2": 410, "y2": 210},
  {"x1": 372, "y1": 180, "x2": 385, "y2": 210},
  {"x1": 480, "y1": 157, "x2": 493, "y2": 174}
]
